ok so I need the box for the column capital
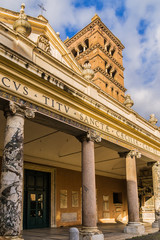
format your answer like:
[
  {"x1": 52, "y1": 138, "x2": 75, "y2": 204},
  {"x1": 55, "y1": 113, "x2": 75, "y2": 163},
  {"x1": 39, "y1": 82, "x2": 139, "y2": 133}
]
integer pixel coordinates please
[
  {"x1": 119, "y1": 149, "x2": 141, "y2": 159},
  {"x1": 147, "y1": 161, "x2": 160, "y2": 167},
  {"x1": 77, "y1": 130, "x2": 101, "y2": 143},
  {"x1": 4, "y1": 101, "x2": 35, "y2": 119}
]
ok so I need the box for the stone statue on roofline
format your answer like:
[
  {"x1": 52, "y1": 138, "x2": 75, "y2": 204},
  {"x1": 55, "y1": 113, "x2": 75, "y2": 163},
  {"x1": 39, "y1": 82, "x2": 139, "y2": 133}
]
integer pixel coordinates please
[
  {"x1": 13, "y1": 3, "x2": 32, "y2": 37},
  {"x1": 82, "y1": 62, "x2": 94, "y2": 81},
  {"x1": 149, "y1": 114, "x2": 158, "y2": 125},
  {"x1": 124, "y1": 94, "x2": 134, "y2": 108}
]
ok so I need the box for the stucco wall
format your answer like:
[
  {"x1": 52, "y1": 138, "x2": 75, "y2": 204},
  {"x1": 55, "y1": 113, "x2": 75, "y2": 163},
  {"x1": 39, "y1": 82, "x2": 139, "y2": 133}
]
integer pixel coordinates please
[{"x1": 56, "y1": 167, "x2": 128, "y2": 227}]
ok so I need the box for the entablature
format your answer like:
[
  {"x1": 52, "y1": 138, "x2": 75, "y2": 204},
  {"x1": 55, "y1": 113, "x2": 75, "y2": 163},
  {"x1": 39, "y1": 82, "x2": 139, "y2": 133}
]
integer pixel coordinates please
[{"x1": 1, "y1": 42, "x2": 160, "y2": 150}]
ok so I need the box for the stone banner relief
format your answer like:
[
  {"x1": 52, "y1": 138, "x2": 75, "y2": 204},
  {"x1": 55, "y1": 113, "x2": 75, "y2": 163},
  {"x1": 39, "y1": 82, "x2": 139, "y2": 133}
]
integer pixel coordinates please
[{"x1": 0, "y1": 75, "x2": 160, "y2": 157}]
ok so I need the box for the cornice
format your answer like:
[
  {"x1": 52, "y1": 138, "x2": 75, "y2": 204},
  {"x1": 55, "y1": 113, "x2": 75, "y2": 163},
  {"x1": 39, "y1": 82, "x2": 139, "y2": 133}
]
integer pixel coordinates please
[
  {"x1": 0, "y1": 21, "x2": 82, "y2": 75},
  {"x1": 0, "y1": 7, "x2": 48, "y2": 24},
  {"x1": 75, "y1": 43, "x2": 124, "y2": 71},
  {"x1": 94, "y1": 66, "x2": 126, "y2": 92},
  {"x1": 1, "y1": 43, "x2": 160, "y2": 145},
  {"x1": 65, "y1": 18, "x2": 124, "y2": 50}
]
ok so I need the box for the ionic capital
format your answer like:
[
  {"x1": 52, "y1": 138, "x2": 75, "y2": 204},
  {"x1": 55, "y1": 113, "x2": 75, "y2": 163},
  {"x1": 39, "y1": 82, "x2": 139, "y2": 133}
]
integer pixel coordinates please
[
  {"x1": 87, "y1": 130, "x2": 101, "y2": 142},
  {"x1": 4, "y1": 101, "x2": 35, "y2": 119},
  {"x1": 147, "y1": 161, "x2": 159, "y2": 167},
  {"x1": 119, "y1": 149, "x2": 141, "y2": 159},
  {"x1": 77, "y1": 130, "x2": 101, "y2": 143}
]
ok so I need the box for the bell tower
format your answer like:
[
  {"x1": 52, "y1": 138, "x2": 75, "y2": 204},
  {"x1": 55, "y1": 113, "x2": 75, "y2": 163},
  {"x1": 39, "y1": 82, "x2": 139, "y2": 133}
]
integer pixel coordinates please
[{"x1": 65, "y1": 14, "x2": 126, "y2": 103}]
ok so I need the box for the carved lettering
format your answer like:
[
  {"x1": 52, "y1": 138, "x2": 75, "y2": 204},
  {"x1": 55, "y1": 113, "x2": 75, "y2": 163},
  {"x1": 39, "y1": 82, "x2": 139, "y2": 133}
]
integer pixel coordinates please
[
  {"x1": 2, "y1": 77, "x2": 10, "y2": 87},
  {"x1": 43, "y1": 95, "x2": 50, "y2": 105},
  {"x1": 57, "y1": 102, "x2": 62, "y2": 111},
  {"x1": 64, "y1": 105, "x2": 69, "y2": 113},
  {"x1": 13, "y1": 81, "x2": 21, "y2": 91},
  {"x1": 23, "y1": 86, "x2": 28, "y2": 95},
  {"x1": 1, "y1": 76, "x2": 160, "y2": 157}
]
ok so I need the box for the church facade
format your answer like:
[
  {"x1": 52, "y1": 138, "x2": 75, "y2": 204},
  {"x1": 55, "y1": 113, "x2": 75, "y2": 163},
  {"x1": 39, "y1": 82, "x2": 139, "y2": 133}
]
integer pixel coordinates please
[{"x1": 0, "y1": 4, "x2": 160, "y2": 240}]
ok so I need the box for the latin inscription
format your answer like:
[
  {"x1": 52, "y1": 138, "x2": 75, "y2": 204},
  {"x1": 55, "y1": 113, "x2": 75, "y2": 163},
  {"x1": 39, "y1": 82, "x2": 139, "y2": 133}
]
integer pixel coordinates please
[{"x1": 1, "y1": 75, "x2": 160, "y2": 156}]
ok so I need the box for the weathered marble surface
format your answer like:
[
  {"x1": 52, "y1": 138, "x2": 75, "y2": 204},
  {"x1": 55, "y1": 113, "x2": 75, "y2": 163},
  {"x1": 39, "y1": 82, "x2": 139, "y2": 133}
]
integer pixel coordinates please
[
  {"x1": 0, "y1": 102, "x2": 35, "y2": 237},
  {"x1": 0, "y1": 113, "x2": 24, "y2": 236}
]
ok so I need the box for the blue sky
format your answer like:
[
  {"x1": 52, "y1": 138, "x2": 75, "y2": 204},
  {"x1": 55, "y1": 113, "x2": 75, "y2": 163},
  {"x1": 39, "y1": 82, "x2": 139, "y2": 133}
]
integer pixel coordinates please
[{"x1": 1, "y1": 0, "x2": 160, "y2": 124}]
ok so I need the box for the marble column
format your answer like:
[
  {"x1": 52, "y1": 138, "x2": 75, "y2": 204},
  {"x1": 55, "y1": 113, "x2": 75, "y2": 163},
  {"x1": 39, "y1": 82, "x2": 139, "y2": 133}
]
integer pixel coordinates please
[
  {"x1": 152, "y1": 162, "x2": 160, "y2": 228},
  {"x1": 123, "y1": 150, "x2": 145, "y2": 234},
  {"x1": 78, "y1": 131, "x2": 104, "y2": 240},
  {"x1": 0, "y1": 101, "x2": 35, "y2": 239}
]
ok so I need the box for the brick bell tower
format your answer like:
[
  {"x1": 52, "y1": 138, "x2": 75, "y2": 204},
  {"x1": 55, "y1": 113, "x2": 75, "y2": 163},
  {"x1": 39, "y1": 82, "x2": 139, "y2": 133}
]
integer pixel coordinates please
[{"x1": 65, "y1": 14, "x2": 126, "y2": 103}]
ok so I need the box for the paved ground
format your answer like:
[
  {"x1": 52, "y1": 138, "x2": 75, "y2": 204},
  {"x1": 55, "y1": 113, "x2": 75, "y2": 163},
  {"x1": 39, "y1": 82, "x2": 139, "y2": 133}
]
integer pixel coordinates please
[
  {"x1": 126, "y1": 232, "x2": 160, "y2": 240},
  {"x1": 22, "y1": 223, "x2": 159, "y2": 240}
]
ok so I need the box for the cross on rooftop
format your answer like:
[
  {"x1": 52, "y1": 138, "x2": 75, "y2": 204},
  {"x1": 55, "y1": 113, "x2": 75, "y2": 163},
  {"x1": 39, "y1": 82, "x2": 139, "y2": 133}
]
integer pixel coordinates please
[{"x1": 38, "y1": 3, "x2": 46, "y2": 15}]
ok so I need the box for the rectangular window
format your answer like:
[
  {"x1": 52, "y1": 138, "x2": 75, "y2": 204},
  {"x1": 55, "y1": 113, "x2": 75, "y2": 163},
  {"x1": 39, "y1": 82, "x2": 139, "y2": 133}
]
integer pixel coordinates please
[{"x1": 113, "y1": 192, "x2": 122, "y2": 204}]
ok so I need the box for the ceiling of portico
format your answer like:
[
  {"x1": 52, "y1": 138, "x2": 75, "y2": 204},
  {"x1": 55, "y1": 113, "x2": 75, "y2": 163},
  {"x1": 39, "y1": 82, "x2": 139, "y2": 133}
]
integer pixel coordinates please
[{"x1": 0, "y1": 110, "x2": 153, "y2": 179}]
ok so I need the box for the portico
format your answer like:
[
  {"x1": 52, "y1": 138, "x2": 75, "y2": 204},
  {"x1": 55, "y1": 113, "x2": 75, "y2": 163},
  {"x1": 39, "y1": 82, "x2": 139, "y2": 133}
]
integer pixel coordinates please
[{"x1": 0, "y1": 96, "x2": 159, "y2": 239}]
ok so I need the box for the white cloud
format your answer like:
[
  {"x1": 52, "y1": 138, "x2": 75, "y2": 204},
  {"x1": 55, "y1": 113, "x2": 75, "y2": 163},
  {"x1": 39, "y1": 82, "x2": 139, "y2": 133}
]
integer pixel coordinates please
[
  {"x1": 1, "y1": 0, "x2": 160, "y2": 123},
  {"x1": 98, "y1": 0, "x2": 160, "y2": 123}
]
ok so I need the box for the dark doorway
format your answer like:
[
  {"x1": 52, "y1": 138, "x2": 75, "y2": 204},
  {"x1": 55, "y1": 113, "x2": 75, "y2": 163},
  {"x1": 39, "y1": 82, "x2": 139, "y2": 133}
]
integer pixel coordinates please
[{"x1": 23, "y1": 169, "x2": 51, "y2": 229}]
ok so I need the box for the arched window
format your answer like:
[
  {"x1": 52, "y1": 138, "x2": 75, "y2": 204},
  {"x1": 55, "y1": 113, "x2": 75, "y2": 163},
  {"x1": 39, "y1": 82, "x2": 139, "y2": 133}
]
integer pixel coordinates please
[
  {"x1": 111, "y1": 87, "x2": 114, "y2": 96},
  {"x1": 112, "y1": 70, "x2": 117, "y2": 78},
  {"x1": 107, "y1": 66, "x2": 112, "y2": 74},
  {"x1": 84, "y1": 39, "x2": 89, "y2": 49},
  {"x1": 71, "y1": 49, "x2": 77, "y2": 57},
  {"x1": 107, "y1": 44, "x2": 111, "y2": 52},
  {"x1": 78, "y1": 44, "x2": 83, "y2": 54},
  {"x1": 84, "y1": 60, "x2": 89, "y2": 64},
  {"x1": 116, "y1": 91, "x2": 119, "y2": 100},
  {"x1": 111, "y1": 48, "x2": 115, "y2": 56}
]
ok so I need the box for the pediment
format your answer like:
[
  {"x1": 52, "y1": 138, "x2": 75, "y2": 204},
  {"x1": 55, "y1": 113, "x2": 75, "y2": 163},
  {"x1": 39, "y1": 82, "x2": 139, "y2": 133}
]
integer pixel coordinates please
[{"x1": 0, "y1": 7, "x2": 82, "y2": 75}]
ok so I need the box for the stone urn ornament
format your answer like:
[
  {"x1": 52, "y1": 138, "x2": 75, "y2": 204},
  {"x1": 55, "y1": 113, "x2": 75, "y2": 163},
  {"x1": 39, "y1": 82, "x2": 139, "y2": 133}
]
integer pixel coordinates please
[
  {"x1": 13, "y1": 3, "x2": 32, "y2": 37},
  {"x1": 149, "y1": 114, "x2": 158, "y2": 125},
  {"x1": 124, "y1": 94, "x2": 134, "y2": 108},
  {"x1": 82, "y1": 62, "x2": 94, "y2": 80}
]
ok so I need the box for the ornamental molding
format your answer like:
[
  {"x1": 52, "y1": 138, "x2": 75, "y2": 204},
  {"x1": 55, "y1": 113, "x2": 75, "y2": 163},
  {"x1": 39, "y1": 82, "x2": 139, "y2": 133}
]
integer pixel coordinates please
[
  {"x1": 5, "y1": 101, "x2": 35, "y2": 119},
  {"x1": 87, "y1": 130, "x2": 101, "y2": 142},
  {"x1": 1, "y1": 44, "x2": 160, "y2": 144},
  {"x1": 75, "y1": 42, "x2": 125, "y2": 71},
  {"x1": 37, "y1": 34, "x2": 51, "y2": 55},
  {"x1": 119, "y1": 149, "x2": 141, "y2": 159},
  {"x1": 77, "y1": 130, "x2": 101, "y2": 143},
  {"x1": 128, "y1": 149, "x2": 141, "y2": 158},
  {"x1": 65, "y1": 18, "x2": 124, "y2": 50},
  {"x1": 94, "y1": 66, "x2": 126, "y2": 92}
]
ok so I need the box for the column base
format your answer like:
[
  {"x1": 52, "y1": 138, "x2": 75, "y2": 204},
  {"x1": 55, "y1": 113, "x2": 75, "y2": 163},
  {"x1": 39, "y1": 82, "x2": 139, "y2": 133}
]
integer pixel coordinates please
[
  {"x1": 0, "y1": 237, "x2": 23, "y2": 240},
  {"x1": 79, "y1": 227, "x2": 104, "y2": 240},
  {"x1": 152, "y1": 220, "x2": 159, "y2": 228},
  {"x1": 124, "y1": 222, "x2": 145, "y2": 234}
]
